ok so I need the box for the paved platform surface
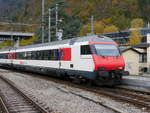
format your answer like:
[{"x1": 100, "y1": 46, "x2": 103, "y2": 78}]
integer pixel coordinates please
[{"x1": 122, "y1": 75, "x2": 150, "y2": 88}]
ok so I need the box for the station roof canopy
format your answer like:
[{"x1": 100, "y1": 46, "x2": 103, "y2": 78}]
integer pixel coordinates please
[
  {"x1": 0, "y1": 31, "x2": 34, "y2": 41},
  {"x1": 103, "y1": 27, "x2": 150, "y2": 44},
  {"x1": 0, "y1": 31, "x2": 34, "y2": 36},
  {"x1": 132, "y1": 43, "x2": 150, "y2": 49}
]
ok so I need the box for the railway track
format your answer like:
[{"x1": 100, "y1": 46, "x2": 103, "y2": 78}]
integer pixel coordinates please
[
  {"x1": 32, "y1": 73, "x2": 150, "y2": 112},
  {"x1": 91, "y1": 87, "x2": 150, "y2": 111},
  {"x1": 0, "y1": 75, "x2": 50, "y2": 113},
  {"x1": 0, "y1": 68, "x2": 150, "y2": 112},
  {"x1": 60, "y1": 83, "x2": 150, "y2": 112}
]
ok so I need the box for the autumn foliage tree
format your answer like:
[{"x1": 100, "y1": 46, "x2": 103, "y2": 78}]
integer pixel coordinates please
[
  {"x1": 20, "y1": 35, "x2": 38, "y2": 46},
  {"x1": 103, "y1": 25, "x2": 118, "y2": 33},
  {"x1": 128, "y1": 18, "x2": 144, "y2": 45},
  {"x1": 80, "y1": 19, "x2": 118, "y2": 36},
  {"x1": 0, "y1": 0, "x2": 149, "y2": 48},
  {"x1": 130, "y1": 18, "x2": 144, "y2": 28},
  {"x1": 128, "y1": 30, "x2": 141, "y2": 45}
]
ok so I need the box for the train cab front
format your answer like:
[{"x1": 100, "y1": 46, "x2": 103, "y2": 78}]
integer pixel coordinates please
[{"x1": 90, "y1": 42, "x2": 126, "y2": 86}]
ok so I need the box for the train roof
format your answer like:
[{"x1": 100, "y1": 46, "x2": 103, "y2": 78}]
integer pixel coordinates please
[{"x1": 0, "y1": 35, "x2": 114, "y2": 52}]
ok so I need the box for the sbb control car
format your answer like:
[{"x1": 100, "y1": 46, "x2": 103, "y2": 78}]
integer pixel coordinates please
[{"x1": 0, "y1": 35, "x2": 126, "y2": 85}]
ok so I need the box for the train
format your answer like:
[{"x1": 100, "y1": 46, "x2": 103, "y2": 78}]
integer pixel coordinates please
[{"x1": 0, "y1": 35, "x2": 127, "y2": 86}]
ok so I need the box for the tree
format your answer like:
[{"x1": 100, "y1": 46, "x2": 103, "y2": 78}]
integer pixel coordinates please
[
  {"x1": 128, "y1": 18, "x2": 144, "y2": 45},
  {"x1": 104, "y1": 25, "x2": 118, "y2": 33},
  {"x1": 94, "y1": 21, "x2": 105, "y2": 35},
  {"x1": 80, "y1": 20, "x2": 118, "y2": 36},
  {"x1": 44, "y1": 0, "x2": 82, "y2": 41},
  {"x1": 80, "y1": 24, "x2": 91, "y2": 36},
  {"x1": 20, "y1": 35, "x2": 37, "y2": 46},
  {"x1": 80, "y1": 21, "x2": 105, "y2": 36},
  {"x1": 131, "y1": 18, "x2": 144, "y2": 28},
  {"x1": 128, "y1": 30, "x2": 141, "y2": 45},
  {"x1": 138, "y1": 0, "x2": 150, "y2": 22}
]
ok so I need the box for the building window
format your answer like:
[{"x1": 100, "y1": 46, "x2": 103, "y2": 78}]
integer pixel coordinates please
[
  {"x1": 139, "y1": 53, "x2": 147, "y2": 63},
  {"x1": 139, "y1": 66, "x2": 147, "y2": 73}
]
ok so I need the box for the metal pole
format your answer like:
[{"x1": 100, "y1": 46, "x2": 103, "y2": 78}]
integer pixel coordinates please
[
  {"x1": 55, "y1": 4, "x2": 58, "y2": 40},
  {"x1": 11, "y1": 35, "x2": 13, "y2": 47},
  {"x1": 42, "y1": 0, "x2": 45, "y2": 43},
  {"x1": 48, "y1": 8, "x2": 51, "y2": 42},
  {"x1": 91, "y1": 16, "x2": 94, "y2": 34},
  {"x1": 148, "y1": 22, "x2": 150, "y2": 29}
]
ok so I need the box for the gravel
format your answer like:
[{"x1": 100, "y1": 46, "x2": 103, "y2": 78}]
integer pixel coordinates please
[{"x1": 0, "y1": 68, "x2": 148, "y2": 113}]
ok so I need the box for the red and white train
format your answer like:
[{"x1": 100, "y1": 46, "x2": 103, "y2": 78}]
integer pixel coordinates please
[{"x1": 0, "y1": 35, "x2": 126, "y2": 85}]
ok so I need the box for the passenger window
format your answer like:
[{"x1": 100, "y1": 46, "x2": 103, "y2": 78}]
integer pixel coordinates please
[
  {"x1": 31, "y1": 51, "x2": 37, "y2": 60},
  {"x1": 81, "y1": 45, "x2": 92, "y2": 55},
  {"x1": 50, "y1": 49, "x2": 59, "y2": 60},
  {"x1": 43, "y1": 50, "x2": 50, "y2": 60},
  {"x1": 0, "y1": 54, "x2": 7, "y2": 59}
]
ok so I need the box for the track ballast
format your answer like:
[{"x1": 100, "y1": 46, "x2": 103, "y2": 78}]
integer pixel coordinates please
[{"x1": 0, "y1": 75, "x2": 50, "y2": 113}]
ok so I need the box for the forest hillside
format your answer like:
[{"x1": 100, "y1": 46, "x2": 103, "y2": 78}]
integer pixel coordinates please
[{"x1": 0, "y1": 0, "x2": 149, "y2": 46}]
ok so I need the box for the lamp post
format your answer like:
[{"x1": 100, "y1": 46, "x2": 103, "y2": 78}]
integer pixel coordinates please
[
  {"x1": 42, "y1": 0, "x2": 45, "y2": 43},
  {"x1": 55, "y1": 4, "x2": 58, "y2": 39},
  {"x1": 48, "y1": 8, "x2": 51, "y2": 42},
  {"x1": 91, "y1": 15, "x2": 94, "y2": 34}
]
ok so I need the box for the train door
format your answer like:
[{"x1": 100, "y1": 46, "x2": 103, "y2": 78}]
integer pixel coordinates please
[
  {"x1": 8, "y1": 52, "x2": 12, "y2": 67},
  {"x1": 59, "y1": 48, "x2": 71, "y2": 69}
]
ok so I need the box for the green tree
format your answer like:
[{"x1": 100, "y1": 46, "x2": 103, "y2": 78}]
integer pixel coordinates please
[
  {"x1": 44, "y1": 0, "x2": 82, "y2": 41},
  {"x1": 138, "y1": 0, "x2": 150, "y2": 22}
]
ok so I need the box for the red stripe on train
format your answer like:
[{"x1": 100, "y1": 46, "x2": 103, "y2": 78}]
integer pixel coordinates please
[{"x1": 89, "y1": 41, "x2": 117, "y2": 45}]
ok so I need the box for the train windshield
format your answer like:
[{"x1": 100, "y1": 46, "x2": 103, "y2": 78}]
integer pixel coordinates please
[{"x1": 94, "y1": 44, "x2": 120, "y2": 56}]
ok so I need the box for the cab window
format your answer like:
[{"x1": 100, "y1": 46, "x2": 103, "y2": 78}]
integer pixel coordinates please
[{"x1": 81, "y1": 45, "x2": 92, "y2": 55}]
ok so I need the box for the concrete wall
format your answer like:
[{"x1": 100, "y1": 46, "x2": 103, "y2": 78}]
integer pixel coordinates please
[{"x1": 122, "y1": 50, "x2": 139, "y2": 75}]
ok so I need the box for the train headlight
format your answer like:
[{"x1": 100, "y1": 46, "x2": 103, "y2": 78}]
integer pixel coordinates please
[
  {"x1": 118, "y1": 67, "x2": 124, "y2": 70},
  {"x1": 99, "y1": 67, "x2": 105, "y2": 71}
]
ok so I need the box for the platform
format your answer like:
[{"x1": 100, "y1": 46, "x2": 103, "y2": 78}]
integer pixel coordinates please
[{"x1": 122, "y1": 75, "x2": 150, "y2": 88}]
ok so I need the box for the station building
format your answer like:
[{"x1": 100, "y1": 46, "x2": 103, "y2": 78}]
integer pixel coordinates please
[
  {"x1": 103, "y1": 28, "x2": 150, "y2": 75},
  {"x1": 121, "y1": 34, "x2": 150, "y2": 75}
]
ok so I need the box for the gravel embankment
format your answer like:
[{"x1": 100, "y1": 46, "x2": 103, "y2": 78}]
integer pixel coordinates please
[{"x1": 0, "y1": 68, "x2": 148, "y2": 113}]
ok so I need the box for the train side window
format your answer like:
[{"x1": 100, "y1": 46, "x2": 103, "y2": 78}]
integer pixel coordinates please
[
  {"x1": 27, "y1": 51, "x2": 32, "y2": 59},
  {"x1": 43, "y1": 50, "x2": 50, "y2": 60},
  {"x1": 0, "y1": 54, "x2": 3, "y2": 59},
  {"x1": 49, "y1": 50, "x2": 54, "y2": 60},
  {"x1": 22, "y1": 52, "x2": 25, "y2": 59},
  {"x1": 0, "y1": 54, "x2": 7, "y2": 59},
  {"x1": 16, "y1": 53, "x2": 19, "y2": 59},
  {"x1": 5, "y1": 54, "x2": 7, "y2": 59},
  {"x1": 81, "y1": 45, "x2": 92, "y2": 55},
  {"x1": 36, "y1": 51, "x2": 40, "y2": 60},
  {"x1": 23, "y1": 52, "x2": 27, "y2": 59},
  {"x1": 37, "y1": 51, "x2": 43, "y2": 60},
  {"x1": 49, "y1": 49, "x2": 59, "y2": 60},
  {"x1": 31, "y1": 51, "x2": 37, "y2": 60}
]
